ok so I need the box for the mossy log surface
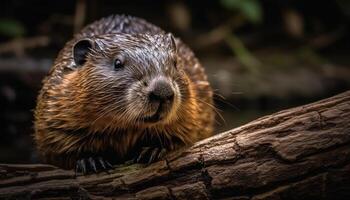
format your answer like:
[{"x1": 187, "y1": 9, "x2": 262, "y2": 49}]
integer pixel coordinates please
[{"x1": 0, "y1": 90, "x2": 349, "y2": 200}]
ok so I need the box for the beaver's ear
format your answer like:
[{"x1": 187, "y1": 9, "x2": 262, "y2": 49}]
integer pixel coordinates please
[
  {"x1": 73, "y1": 39, "x2": 94, "y2": 66},
  {"x1": 166, "y1": 33, "x2": 177, "y2": 54}
]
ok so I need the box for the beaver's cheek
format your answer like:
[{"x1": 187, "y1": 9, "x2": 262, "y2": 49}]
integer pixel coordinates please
[
  {"x1": 124, "y1": 81, "x2": 149, "y2": 117},
  {"x1": 161, "y1": 82, "x2": 180, "y2": 123}
]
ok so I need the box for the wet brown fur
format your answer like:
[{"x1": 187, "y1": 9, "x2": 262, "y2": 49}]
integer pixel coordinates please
[{"x1": 34, "y1": 15, "x2": 214, "y2": 169}]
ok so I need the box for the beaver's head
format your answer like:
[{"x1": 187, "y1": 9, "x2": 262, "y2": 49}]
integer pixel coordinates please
[{"x1": 66, "y1": 33, "x2": 192, "y2": 130}]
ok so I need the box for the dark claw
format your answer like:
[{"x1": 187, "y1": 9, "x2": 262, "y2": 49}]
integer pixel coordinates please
[
  {"x1": 148, "y1": 148, "x2": 159, "y2": 164},
  {"x1": 75, "y1": 161, "x2": 81, "y2": 176},
  {"x1": 98, "y1": 157, "x2": 106, "y2": 169},
  {"x1": 89, "y1": 157, "x2": 97, "y2": 172},
  {"x1": 105, "y1": 160, "x2": 113, "y2": 168},
  {"x1": 75, "y1": 157, "x2": 112, "y2": 175},
  {"x1": 134, "y1": 147, "x2": 167, "y2": 164},
  {"x1": 158, "y1": 148, "x2": 167, "y2": 160},
  {"x1": 80, "y1": 159, "x2": 87, "y2": 174},
  {"x1": 136, "y1": 147, "x2": 151, "y2": 163}
]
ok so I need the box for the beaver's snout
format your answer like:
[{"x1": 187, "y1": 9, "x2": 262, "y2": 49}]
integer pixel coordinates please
[
  {"x1": 143, "y1": 78, "x2": 176, "y2": 123},
  {"x1": 149, "y1": 80, "x2": 174, "y2": 104}
]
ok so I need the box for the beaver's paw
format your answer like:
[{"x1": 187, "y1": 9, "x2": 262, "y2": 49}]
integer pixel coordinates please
[
  {"x1": 134, "y1": 147, "x2": 167, "y2": 164},
  {"x1": 75, "y1": 157, "x2": 113, "y2": 175}
]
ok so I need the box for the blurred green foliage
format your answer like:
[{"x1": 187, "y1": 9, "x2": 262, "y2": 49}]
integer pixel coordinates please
[
  {"x1": 225, "y1": 34, "x2": 261, "y2": 73},
  {"x1": 0, "y1": 19, "x2": 25, "y2": 37},
  {"x1": 220, "y1": 0, "x2": 262, "y2": 23},
  {"x1": 220, "y1": 0, "x2": 263, "y2": 71}
]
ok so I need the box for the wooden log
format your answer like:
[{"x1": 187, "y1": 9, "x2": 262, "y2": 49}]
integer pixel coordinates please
[{"x1": 0, "y1": 90, "x2": 349, "y2": 200}]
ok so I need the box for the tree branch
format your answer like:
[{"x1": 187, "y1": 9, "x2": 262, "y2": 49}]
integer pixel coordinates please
[{"x1": 1, "y1": 90, "x2": 349, "y2": 199}]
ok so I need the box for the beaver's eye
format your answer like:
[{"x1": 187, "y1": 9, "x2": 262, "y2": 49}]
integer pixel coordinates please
[{"x1": 114, "y1": 59, "x2": 124, "y2": 69}]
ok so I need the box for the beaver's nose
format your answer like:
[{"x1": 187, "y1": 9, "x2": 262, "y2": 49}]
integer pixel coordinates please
[{"x1": 149, "y1": 80, "x2": 174, "y2": 103}]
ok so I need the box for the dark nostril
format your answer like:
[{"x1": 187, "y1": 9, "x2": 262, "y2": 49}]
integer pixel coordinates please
[
  {"x1": 149, "y1": 91, "x2": 160, "y2": 101},
  {"x1": 149, "y1": 89, "x2": 174, "y2": 102},
  {"x1": 166, "y1": 93, "x2": 174, "y2": 101},
  {"x1": 149, "y1": 80, "x2": 174, "y2": 102},
  {"x1": 142, "y1": 81, "x2": 148, "y2": 87}
]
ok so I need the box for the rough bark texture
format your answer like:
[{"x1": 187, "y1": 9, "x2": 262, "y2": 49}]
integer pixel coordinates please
[{"x1": 1, "y1": 90, "x2": 349, "y2": 200}]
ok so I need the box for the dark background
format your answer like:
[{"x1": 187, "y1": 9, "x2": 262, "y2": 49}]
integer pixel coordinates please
[{"x1": 0, "y1": 0, "x2": 349, "y2": 163}]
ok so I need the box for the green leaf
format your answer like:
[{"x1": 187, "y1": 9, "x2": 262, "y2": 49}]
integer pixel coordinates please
[
  {"x1": 221, "y1": 0, "x2": 262, "y2": 23},
  {"x1": 0, "y1": 19, "x2": 25, "y2": 37}
]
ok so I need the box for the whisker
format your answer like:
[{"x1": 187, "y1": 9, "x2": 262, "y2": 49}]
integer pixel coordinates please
[
  {"x1": 192, "y1": 89, "x2": 241, "y2": 111},
  {"x1": 187, "y1": 96, "x2": 226, "y2": 126}
]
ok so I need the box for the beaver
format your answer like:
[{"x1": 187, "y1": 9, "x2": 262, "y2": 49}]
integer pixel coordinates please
[{"x1": 34, "y1": 15, "x2": 214, "y2": 173}]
